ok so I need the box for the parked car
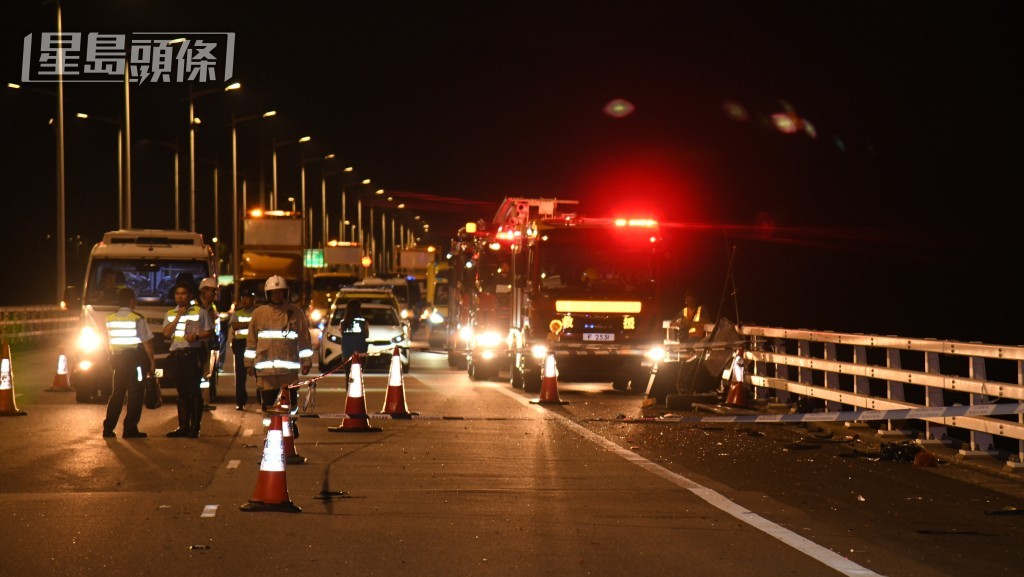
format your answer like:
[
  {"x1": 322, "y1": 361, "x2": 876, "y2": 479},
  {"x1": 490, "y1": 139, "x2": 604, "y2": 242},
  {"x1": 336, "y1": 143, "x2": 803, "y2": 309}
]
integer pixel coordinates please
[{"x1": 319, "y1": 302, "x2": 410, "y2": 373}]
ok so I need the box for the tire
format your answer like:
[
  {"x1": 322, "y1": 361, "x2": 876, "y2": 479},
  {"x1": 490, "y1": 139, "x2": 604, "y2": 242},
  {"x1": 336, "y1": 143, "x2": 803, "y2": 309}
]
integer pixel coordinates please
[
  {"x1": 523, "y1": 369, "x2": 542, "y2": 393},
  {"x1": 510, "y1": 356, "x2": 524, "y2": 389},
  {"x1": 448, "y1": 350, "x2": 467, "y2": 370}
]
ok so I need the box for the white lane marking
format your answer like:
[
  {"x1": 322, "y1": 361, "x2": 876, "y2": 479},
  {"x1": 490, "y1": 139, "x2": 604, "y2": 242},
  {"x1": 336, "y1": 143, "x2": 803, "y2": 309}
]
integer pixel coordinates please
[
  {"x1": 227, "y1": 459, "x2": 241, "y2": 469},
  {"x1": 200, "y1": 504, "x2": 218, "y2": 518},
  {"x1": 489, "y1": 384, "x2": 884, "y2": 577}
]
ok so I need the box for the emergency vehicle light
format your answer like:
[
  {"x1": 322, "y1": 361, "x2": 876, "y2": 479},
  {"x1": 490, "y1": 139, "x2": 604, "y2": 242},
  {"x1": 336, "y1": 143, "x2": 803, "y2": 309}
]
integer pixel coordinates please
[
  {"x1": 554, "y1": 301, "x2": 642, "y2": 314},
  {"x1": 614, "y1": 218, "x2": 657, "y2": 227}
]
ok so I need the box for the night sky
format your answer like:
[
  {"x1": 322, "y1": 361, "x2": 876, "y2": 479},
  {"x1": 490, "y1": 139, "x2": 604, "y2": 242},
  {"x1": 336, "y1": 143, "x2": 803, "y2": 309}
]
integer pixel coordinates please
[{"x1": 2, "y1": 2, "x2": 1019, "y2": 344}]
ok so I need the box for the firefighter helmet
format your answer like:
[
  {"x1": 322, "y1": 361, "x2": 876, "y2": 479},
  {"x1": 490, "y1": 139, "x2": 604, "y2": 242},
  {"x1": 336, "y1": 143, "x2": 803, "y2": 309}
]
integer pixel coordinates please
[
  {"x1": 199, "y1": 277, "x2": 218, "y2": 291},
  {"x1": 265, "y1": 275, "x2": 289, "y2": 297}
]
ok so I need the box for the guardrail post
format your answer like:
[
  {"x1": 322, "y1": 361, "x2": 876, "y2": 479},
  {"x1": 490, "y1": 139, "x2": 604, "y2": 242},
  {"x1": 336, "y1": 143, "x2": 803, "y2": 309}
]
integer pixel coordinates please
[
  {"x1": 823, "y1": 342, "x2": 841, "y2": 412},
  {"x1": 878, "y1": 348, "x2": 911, "y2": 438},
  {"x1": 1011, "y1": 360, "x2": 1024, "y2": 473},
  {"x1": 772, "y1": 338, "x2": 791, "y2": 404},
  {"x1": 797, "y1": 339, "x2": 812, "y2": 409},
  {"x1": 920, "y1": 351, "x2": 949, "y2": 447},
  {"x1": 960, "y1": 356, "x2": 996, "y2": 456},
  {"x1": 750, "y1": 335, "x2": 768, "y2": 401}
]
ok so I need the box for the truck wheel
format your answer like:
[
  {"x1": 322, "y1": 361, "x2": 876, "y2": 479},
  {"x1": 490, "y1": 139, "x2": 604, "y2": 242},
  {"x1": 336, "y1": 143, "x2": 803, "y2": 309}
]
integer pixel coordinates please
[
  {"x1": 448, "y1": 350, "x2": 467, "y2": 370},
  {"x1": 510, "y1": 357, "x2": 524, "y2": 389},
  {"x1": 523, "y1": 369, "x2": 542, "y2": 393}
]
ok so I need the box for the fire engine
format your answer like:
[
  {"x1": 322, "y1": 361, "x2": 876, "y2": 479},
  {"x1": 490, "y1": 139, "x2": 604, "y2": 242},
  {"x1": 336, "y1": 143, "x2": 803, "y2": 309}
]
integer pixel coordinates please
[{"x1": 448, "y1": 198, "x2": 665, "y2": 392}]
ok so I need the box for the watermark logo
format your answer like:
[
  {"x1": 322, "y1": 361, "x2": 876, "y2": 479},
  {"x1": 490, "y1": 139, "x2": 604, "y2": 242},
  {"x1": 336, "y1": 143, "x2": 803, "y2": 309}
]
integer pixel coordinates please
[{"x1": 21, "y1": 32, "x2": 235, "y2": 84}]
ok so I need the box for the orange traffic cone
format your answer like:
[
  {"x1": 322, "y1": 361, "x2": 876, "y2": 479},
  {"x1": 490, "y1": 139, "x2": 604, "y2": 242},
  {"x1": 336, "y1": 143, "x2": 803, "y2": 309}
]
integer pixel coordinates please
[
  {"x1": 46, "y1": 347, "x2": 73, "y2": 392},
  {"x1": 275, "y1": 385, "x2": 306, "y2": 465},
  {"x1": 1, "y1": 342, "x2": 27, "y2": 416},
  {"x1": 240, "y1": 407, "x2": 301, "y2": 513},
  {"x1": 379, "y1": 346, "x2": 416, "y2": 418},
  {"x1": 531, "y1": 353, "x2": 568, "y2": 405},
  {"x1": 328, "y1": 353, "x2": 382, "y2": 433},
  {"x1": 724, "y1": 349, "x2": 749, "y2": 408}
]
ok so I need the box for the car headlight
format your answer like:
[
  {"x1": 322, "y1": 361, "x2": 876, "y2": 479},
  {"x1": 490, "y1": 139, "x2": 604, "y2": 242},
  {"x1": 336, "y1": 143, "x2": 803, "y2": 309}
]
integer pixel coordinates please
[
  {"x1": 77, "y1": 326, "x2": 103, "y2": 353},
  {"x1": 475, "y1": 331, "x2": 502, "y2": 348},
  {"x1": 531, "y1": 344, "x2": 548, "y2": 359},
  {"x1": 458, "y1": 326, "x2": 474, "y2": 342},
  {"x1": 309, "y1": 309, "x2": 323, "y2": 323},
  {"x1": 390, "y1": 334, "x2": 405, "y2": 344},
  {"x1": 78, "y1": 360, "x2": 93, "y2": 371},
  {"x1": 645, "y1": 346, "x2": 666, "y2": 362},
  {"x1": 400, "y1": 309, "x2": 411, "y2": 319},
  {"x1": 420, "y1": 307, "x2": 433, "y2": 321},
  {"x1": 429, "y1": 312, "x2": 444, "y2": 324}
]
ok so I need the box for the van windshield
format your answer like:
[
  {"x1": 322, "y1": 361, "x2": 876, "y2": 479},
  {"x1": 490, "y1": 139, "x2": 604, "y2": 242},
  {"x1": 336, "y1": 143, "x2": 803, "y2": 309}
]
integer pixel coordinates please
[{"x1": 85, "y1": 259, "x2": 210, "y2": 307}]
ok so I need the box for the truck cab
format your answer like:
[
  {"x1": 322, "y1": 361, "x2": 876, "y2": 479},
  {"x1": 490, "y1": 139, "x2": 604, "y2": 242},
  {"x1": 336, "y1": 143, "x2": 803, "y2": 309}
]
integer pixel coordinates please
[{"x1": 69, "y1": 230, "x2": 217, "y2": 403}]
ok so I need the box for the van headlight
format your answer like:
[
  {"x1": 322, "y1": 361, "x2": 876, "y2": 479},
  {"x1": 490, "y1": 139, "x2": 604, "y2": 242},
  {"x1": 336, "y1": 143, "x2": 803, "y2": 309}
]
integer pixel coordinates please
[
  {"x1": 429, "y1": 312, "x2": 444, "y2": 324},
  {"x1": 531, "y1": 344, "x2": 548, "y2": 359},
  {"x1": 645, "y1": 346, "x2": 666, "y2": 362},
  {"x1": 77, "y1": 326, "x2": 103, "y2": 353},
  {"x1": 475, "y1": 331, "x2": 502, "y2": 348}
]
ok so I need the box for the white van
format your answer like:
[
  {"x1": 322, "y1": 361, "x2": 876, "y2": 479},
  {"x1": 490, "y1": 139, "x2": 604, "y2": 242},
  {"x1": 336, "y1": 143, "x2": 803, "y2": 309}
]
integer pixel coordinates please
[{"x1": 67, "y1": 230, "x2": 217, "y2": 403}]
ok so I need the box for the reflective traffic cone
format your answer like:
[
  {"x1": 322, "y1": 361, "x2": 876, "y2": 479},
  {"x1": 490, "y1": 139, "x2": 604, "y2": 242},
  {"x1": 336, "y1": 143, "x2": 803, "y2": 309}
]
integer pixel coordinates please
[
  {"x1": 46, "y1": 348, "x2": 73, "y2": 392},
  {"x1": 724, "y1": 349, "x2": 749, "y2": 408},
  {"x1": 1, "y1": 342, "x2": 27, "y2": 416},
  {"x1": 531, "y1": 353, "x2": 568, "y2": 405},
  {"x1": 379, "y1": 346, "x2": 416, "y2": 418},
  {"x1": 240, "y1": 407, "x2": 301, "y2": 513},
  {"x1": 328, "y1": 354, "x2": 382, "y2": 433},
  {"x1": 276, "y1": 385, "x2": 306, "y2": 465}
]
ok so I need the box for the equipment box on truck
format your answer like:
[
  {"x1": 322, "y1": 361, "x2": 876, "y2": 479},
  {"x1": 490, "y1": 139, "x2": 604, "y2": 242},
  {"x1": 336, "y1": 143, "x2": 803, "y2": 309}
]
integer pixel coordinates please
[{"x1": 67, "y1": 230, "x2": 217, "y2": 403}]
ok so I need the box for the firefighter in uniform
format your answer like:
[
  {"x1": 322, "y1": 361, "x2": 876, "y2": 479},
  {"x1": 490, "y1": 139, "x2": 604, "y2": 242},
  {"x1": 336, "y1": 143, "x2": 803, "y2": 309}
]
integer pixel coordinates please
[
  {"x1": 244, "y1": 276, "x2": 312, "y2": 419},
  {"x1": 163, "y1": 281, "x2": 213, "y2": 438},
  {"x1": 670, "y1": 290, "x2": 705, "y2": 341},
  {"x1": 102, "y1": 288, "x2": 156, "y2": 438},
  {"x1": 229, "y1": 289, "x2": 257, "y2": 410}
]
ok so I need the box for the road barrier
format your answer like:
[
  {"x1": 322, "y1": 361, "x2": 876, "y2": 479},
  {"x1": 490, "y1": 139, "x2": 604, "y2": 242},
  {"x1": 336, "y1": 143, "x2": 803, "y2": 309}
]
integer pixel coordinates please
[
  {"x1": 0, "y1": 306, "x2": 77, "y2": 345},
  {"x1": 738, "y1": 326, "x2": 1024, "y2": 473}
]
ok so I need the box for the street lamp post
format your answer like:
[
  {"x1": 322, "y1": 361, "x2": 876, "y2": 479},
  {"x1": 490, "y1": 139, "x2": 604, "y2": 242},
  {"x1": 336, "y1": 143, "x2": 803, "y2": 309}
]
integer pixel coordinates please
[
  {"x1": 142, "y1": 140, "x2": 181, "y2": 229},
  {"x1": 300, "y1": 153, "x2": 334, "y2": 247},
  {"x1": 271, "y1": 135, "x2": 311, "y2": 211},
  {"x1": 74, "y1": 112, "x2": 123, "y2": 228},
  {"x1": 185, "y1": 81, "x2": 240, "y2": 232},
  {"x1": 231, "y1": 109, "x2": 276, "y2": 303}
]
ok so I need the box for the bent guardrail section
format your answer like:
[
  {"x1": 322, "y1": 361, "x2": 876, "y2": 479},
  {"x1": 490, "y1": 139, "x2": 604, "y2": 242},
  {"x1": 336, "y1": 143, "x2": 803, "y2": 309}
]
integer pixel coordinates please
[{"x1": 740, "y1": 326, "x2": 1024, "y2": 473}]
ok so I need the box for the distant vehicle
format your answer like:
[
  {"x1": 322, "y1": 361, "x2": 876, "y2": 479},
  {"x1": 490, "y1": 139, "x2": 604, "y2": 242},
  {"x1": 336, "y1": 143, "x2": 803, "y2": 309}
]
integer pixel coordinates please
[
  {"x1": 319, "y1": 303, "x2": 410, "y2": 373},
  {"x1": 422, "y1": 260, "x2": 449, "y2": 350},
  {"x1": 355, "y1": 276, "x2": 421, "y2": 327},
  {"x1": 65, "y1": 229, "x2": 217, "y2": 402},
  {"x1": 240, "y1": 210, "x2": 307, "y2": 305},
  {"x1": 308, "y1": 271, "x2": 361, "y2": 326}
]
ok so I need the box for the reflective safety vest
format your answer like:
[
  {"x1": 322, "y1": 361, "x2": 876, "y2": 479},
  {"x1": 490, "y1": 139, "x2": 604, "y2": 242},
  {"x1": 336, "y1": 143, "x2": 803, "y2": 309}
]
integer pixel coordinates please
[
  {"x1": 233, "y1": 307, "x2": 255, "y2": 340},
  {"x1": 105, "y1": 310, "x2": 143, "y2": 351},
  {"x1": 683, "y1": 305, "x2": 702, "y2": 336},
  {"x1": 166, "y1": 305, "x2": 204, "y2": 346}
]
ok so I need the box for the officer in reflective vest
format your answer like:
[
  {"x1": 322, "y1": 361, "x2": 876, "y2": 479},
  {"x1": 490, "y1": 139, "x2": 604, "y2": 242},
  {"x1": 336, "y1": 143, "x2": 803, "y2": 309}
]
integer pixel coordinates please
[
  {"x1": 229, "y1": 289, "x2": 257, "y2": 410},
  {"x1": 163, "y1": 280, "x2": 213, "y2": 438},
  {"x1": 103, "y1": 288, "x2": 156, "y2": 439},
  {"x1": 197, "y1": 277, "x2": 222, "y2": 408},
  {"x1": 670, "y1": 290, "x2": 705, "y2": 341},
  {"x1": 244, "y1": 275, "x2": 313, "y2": 416}
]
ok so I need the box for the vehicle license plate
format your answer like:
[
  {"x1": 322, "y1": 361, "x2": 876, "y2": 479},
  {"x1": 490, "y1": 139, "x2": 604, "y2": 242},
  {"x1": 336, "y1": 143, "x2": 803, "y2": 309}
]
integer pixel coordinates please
[{"x1": 583, "y1": 333, "x2": 614, "y2": 342}]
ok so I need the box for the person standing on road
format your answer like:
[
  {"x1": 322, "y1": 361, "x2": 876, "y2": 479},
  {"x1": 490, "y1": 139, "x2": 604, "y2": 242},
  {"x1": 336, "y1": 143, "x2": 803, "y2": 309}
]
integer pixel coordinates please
[
  {"x1": 670, "y1": 290, "x2": 705, "y2": 341},
  {"x1": 163, "y1": 281, "x2": 213, "y2": 438},
  {"x1": 244, "y1": 275, "x2": 312, "y2": 415},
  {"x1": 229, "y1": 289, "x2": 257, "y2": 410},
  {"x1": 339, "y1": 299, "x2": 369, "y2": 385},
  {"x1": 102, "y1": 288, "x2": 156, "y2": 439},
  {"x1": 196, "y1": 277, "x2": 222, "y2": 409}
]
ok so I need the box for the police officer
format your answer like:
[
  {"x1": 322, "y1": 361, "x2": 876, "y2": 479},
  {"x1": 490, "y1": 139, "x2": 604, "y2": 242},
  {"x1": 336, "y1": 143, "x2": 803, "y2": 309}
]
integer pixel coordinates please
[
  {"x1": 163, "y1": 280, "x2": 213, "y2": 438},
  {"x1": 244, "y1": 276, "x2": 312, "y2": 417},
  {"x1": 229, "y1": 289, "x2": 257, "y2": 410},
  {"x1": 197, "y1": 277, "x2": 222, "y2": 409},
  {"x1": 102, "y1": 288, "x2": 156, "y2": 439}
]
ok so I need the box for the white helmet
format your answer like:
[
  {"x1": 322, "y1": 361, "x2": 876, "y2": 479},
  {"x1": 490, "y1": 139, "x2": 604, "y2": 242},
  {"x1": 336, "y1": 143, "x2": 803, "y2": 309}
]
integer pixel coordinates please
[
  {"x1": 199, "y1": 277, "x2": 218, "y2": 291},
  {"x1": 265, "y1": 275, "x2": 289, "y2": 297}
]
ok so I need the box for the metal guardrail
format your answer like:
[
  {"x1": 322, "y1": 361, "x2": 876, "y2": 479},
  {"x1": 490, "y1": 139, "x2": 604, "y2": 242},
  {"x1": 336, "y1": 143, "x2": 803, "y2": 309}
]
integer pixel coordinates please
[
  {"x1": 0, "y1": 306, "x2": 78, "y2": 345},
  {"x1": 740, "y1": 325, "x2": 1024, "y2": 473}
]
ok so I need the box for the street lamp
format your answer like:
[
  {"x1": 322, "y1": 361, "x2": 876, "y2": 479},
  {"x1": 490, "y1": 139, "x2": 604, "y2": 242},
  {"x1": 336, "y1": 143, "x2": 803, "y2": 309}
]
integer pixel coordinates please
[
  {"x1": 74, "y1": 112, "x2": 123, "y2": 228},
  {"x1": 141, "y1": 139, "x2": 181, "y2": 229},
  {"x1": 271, "y1": 135, "x2": 311, "y2": 211},
  {"x1": 320, "y1": 164, "x2": 355, "y2": 245},
  {"x1": 186, "y1": 80, "x2": 240, "y2": 232},
  {"x1": 300, "y1": 153, "x2": 335, "y2": 246},
  {"x1": 231, "y1": 108, "x2": 276, "y2": 303}
]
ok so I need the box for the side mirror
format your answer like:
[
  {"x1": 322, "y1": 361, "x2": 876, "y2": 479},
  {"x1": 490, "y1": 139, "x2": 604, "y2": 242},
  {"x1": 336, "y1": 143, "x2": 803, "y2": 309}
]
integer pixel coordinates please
[{"x1": 63, "y1": 285, "x2": 81, "y2": 311}]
